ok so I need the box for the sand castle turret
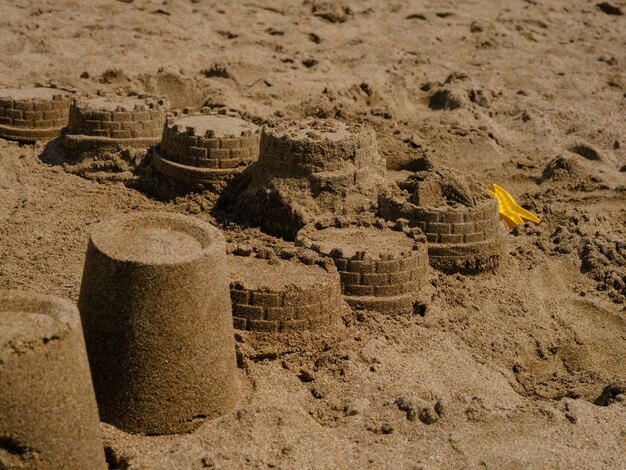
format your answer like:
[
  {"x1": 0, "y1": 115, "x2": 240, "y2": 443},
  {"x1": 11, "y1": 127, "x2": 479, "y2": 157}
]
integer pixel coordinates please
[
  {"x1": 0, "y1": 87, "x2": 71, "y2": 141},
  {"x1": 228, "y1": 254, "x2": 343, "y2": 333},
  {"x1": 296, "y1": 220, "x2": 429, "y2": 314},
  {"x1": 0, "y1": 290, "x2": 106, "y2": 469},
  {"x1": 78, "y1": 212, "x2": 239, "y2": 434},
  {"x1": 61, "y1": 94, "x2": 169, "y2": 154},
  {"x1": 379, "y1": 168, "x2": 503, "y2": 274},
  {"x1": 227, "y1": 118, "x2": 387, "y2": 238},
  {"x1": 152, "y1": 109, "x2": 260, "y2": 182}
]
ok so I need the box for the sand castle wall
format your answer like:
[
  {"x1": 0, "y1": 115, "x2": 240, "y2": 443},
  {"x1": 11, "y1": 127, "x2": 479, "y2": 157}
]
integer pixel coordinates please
[
  {"x1": 296, "y1": 222, "x2": 430, "y2": 314},
  {"x1": 229, "y1": 254, "x2": 342, "y2": 333},
  {"x1": 152, "y1": 110, "x2": 260, "y2": 182},
  {"x1": 62, "y1": 95, "x2": 168, "y2": 152},
  {"x1": 0, "y1": 290, "x2": 106, "y2": 469},
  {"x1": 77, "y1": 212, "x2": 239, "y2": 434},
  {"x1": 0, "y1": 88, "x2": 71, "y2": 141}
]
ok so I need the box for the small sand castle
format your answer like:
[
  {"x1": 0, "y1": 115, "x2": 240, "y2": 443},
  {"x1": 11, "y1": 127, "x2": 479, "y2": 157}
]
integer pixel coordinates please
[
  {"x1": 296, "y1": 218, "x2": 429, "y2": 314},
  {"x1": 152, "y1": 109, "x2": 260, "y2": 182},
  {"x1": 228, "y1": 253, "x2": 343, "y2": 333},
  {"x1": 379, "y1": 167, "x2": 503, "y2": 274},
  {"x1": 61, "y1": 94, "x2": 169, "y2": 154},
  {"x1": 78, "y1": 212, "x2": 239, "y2": 434},
  {"x1": 0, "y1": 290, "x2": 106, "y2": 469},
  {"x1": 0, "y1": 87, "x2": 71, "y2": 141},
  {"x1": 228, "y1": 118, "x2": 387, "y2": 238}
]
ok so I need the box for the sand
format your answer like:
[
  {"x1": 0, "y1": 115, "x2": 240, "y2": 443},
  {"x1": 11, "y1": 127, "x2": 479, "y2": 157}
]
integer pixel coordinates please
[{"x1": 0, "y1": 0, "x2": 625, "y2": 468}]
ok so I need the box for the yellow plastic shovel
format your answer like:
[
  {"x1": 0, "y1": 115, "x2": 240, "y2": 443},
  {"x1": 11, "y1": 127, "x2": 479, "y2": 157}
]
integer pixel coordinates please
[{"x1": 487, "y1": 184, "x2": 541, "y2": 230}]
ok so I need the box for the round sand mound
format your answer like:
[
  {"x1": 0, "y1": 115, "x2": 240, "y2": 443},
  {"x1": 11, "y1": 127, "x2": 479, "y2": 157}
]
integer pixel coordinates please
[
  {"x1": 152, "y1": 109, "x2": 259, "y2": 182},
  {"x1": 228, "y1": 254, "x2": 343, "y2": 333},
  {"x1": 0, "y1": 87, "x2": 71, "y2": 141}
]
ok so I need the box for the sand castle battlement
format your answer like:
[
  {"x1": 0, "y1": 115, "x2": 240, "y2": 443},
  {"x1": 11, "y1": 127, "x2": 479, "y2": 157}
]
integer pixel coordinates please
[
  {"x1": 0, "y1": 87, "x2": 71, "y2": 141},
  {"x1": 229, "y1": 253, "x2": 343, "y2": 333},
  {"x1": 296, "y1": 219, "x2": 429, "y2": 314},
  {"x1": 152, "y1": 109, "x2": 260, "y2": 182},
  {"x1": 62, "y1": 94, "x2": 168, "y2": 152}
]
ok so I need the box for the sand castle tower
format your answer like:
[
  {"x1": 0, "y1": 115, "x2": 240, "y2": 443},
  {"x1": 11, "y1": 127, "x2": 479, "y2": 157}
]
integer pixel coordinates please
[
  {"x1": 78, "y1": 212, "x2": 239, "y2": 434},
  {"x1": 0, "y1": 87, "x2": 71, "y2": 141},
  {"x1": 379, "y1": 168, "x2": 503, "y2": 274},
  {"x1": 152, "y1": 109, "x2": 260, "y2": 182},
  {"x1": 296, "y1": 220, "x2": 429, "y2": 314},
  {"x1": 61, "y1": 94, "x2": 168, "y2": 154},
  {"x1": 0, "y1": 290, "x2": 106, "y2": 469},
  {"x1": 227, "y1": 118, "x2": 387, "y2": 238},
  {"x1": 228, "y1": 254, "x2": 343, "y2": 333}
]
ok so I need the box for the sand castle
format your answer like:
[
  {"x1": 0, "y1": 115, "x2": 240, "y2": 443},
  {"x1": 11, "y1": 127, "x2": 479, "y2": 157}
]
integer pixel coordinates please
[
  {"x1": 152, "y1": 109, "x2": 260, "y2": 182},
  {"x1": 296, "y1": 220, "x2": 430, "y2": 314},
  {"x1": 0, "y1": 290, "x2": 106, "y2": 469},
  {"x1": 229, "y1": 253, "x2": 343, "y2": 332},
  {"x1": 0, "y1": 87, "x2": 71, "y2": 141},
  {"x1": 61, "y1": 94, "x2": 168, "y2": 154},
  {"x1": 228, "y1": 118, "x2": 387, "y2": 238},
  {"x1": 379, "y1": 168, "x2": 503, "y2": 274},
  {"x1": 78, "y1": 212, "x2": 239, "y2": 434}
]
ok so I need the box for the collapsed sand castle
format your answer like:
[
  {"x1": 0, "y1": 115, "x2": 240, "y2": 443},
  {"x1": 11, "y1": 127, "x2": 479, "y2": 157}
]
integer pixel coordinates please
[
  {"x1": 152, "y1": 109, "x2": 260, "y2": 182},
  {"x1": 225, "y1": 118, "x2": 387, "y2": 238},
  {"x1": 379, "y1": 168, "x2": 503, "y2": 274},
  {"x1": 0, "y1": 87, "x2": 71, "y2": 141},
  {"x1": 296, "y1": 219, "x2": 430, "y2": 314}
]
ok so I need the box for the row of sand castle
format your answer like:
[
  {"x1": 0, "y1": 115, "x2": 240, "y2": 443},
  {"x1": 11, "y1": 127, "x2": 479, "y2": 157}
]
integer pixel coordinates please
[{"x1": 0, "y1": 87, "x2": 505, "y2": 468}]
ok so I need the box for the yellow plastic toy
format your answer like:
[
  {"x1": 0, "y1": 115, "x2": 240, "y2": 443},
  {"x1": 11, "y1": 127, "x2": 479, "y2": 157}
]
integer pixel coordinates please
[{"x1": 487, "y1": 184, "x2": 541, "y2": 230}]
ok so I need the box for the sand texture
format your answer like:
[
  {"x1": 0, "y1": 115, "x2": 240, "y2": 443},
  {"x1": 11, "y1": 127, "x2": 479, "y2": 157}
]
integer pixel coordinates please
[{"x1": 0, "y1": 0, "x2": 625, "y2": 468}]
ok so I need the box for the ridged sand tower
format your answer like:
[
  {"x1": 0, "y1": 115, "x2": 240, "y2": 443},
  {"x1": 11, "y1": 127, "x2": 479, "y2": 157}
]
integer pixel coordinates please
[
  {"x1": 228, "y1": 254, "x2": 343, "y2": 333},
  {"x1": 62, "y1": 94, "x2": 168, "y2": 153},
  {"x1": 379, "y1": 168, "x2": 503, "y2": 274},
  {"x1": 296, "y1": 220, "x2": 429, "y2": 314}
]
